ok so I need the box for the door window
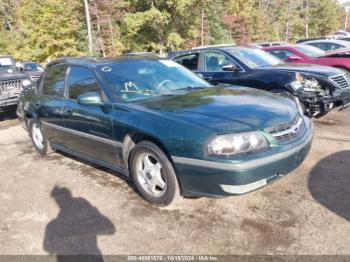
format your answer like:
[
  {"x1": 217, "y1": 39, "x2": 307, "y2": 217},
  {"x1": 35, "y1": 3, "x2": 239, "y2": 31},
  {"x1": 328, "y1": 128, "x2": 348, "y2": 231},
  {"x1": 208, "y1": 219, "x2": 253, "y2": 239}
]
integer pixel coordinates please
[
  {"x1": 204, "y1": 52, "x2": 237, "y2": 72},
  {"x1": 67, "y1": 67, "x2": 101, "y2": 100},
  {"x1": 41, "y1": 66, "x2": 67, "y2": 97},
  {"x1": 174, "y1": 53, "x2": 199, "y2": 70},
  {"x1": 268, "y1": 50, "x2": 295, "y2": 60}
]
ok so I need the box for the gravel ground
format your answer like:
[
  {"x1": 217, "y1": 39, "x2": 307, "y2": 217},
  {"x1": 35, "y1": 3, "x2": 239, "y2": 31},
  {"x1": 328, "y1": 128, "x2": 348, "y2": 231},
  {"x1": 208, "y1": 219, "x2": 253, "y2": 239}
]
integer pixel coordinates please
[{"x1": 0, "y1": 110, "x2": 349, "y2": 256}]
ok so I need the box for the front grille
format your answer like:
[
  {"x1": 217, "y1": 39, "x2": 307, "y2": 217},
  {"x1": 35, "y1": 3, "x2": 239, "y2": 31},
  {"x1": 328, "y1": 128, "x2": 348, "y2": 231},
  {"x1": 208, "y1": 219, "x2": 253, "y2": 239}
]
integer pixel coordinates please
[
  {"x1": 329, "y1": 74, "x2": 350, "y2": 89},
  {"x1": 266, "y1": 115, "x2": 305, "y2": 143},
  {"x1": 0, "y1": 79, "x2": 23, "y2": 97}
]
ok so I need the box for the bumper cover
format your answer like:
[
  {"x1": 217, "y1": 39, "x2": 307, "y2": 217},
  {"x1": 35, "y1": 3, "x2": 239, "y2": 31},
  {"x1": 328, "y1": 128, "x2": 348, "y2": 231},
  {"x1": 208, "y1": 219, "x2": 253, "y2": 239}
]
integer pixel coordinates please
[
  {"x1": 172, "y1": 122, "x2": 313, "y2": 197},
  {"x1": 0, "y1": 96, "x2": 19, "y2": 111},
  {"x1": 306, "y1": 88, "x2": 350, "y2": 115}
]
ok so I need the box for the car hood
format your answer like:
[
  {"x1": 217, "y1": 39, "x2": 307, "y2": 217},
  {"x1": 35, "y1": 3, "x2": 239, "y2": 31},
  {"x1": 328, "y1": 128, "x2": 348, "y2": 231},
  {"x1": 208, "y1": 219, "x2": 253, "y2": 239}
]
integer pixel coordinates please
[
  {"x1": 138, "y1": 86, "x2": 298, "y2": 133},
  {"x1": 320, "y1": 48, "x2": 350, "y2": 58},
  {"x1": 260, "y1": 63, "x2": 341, "y2": 77},
  {"x1": 0, "y1": 71, "x2": 28, "y2": 80}
]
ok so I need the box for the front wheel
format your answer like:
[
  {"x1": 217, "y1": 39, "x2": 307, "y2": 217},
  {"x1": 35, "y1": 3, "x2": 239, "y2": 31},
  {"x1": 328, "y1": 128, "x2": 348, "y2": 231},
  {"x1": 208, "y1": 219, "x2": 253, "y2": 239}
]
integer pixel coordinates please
[
  {"x1": 29, "y1": 120, "x2": 53, "y2": 155},
  {"x1": 129, "y1": 141, "x2": 180, "y2": 206}
]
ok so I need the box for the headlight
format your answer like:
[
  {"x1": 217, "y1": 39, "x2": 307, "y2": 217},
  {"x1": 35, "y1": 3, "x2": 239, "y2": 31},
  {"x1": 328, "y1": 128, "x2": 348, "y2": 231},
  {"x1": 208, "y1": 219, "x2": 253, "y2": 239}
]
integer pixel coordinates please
[
  {"x1": 291, "y1": 73, "x2": 322, "y2": 92},
  {"x1": 206, "y1": 131, "x2": 269, "y2": 157},
  {"x1": 22, "y1": 79, "x2": 32, "y2": 87}
]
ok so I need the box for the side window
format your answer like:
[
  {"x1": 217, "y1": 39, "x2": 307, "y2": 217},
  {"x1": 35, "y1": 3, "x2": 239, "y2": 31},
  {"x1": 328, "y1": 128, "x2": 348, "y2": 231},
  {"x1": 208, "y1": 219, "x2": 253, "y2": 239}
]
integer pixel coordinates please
[
  {"x1": 174, "y1": 53, "x2": 199, "y2": 70},
  {"x1": 204, "y1": 52, "x2": 236, "y2": 72},
  {"x1": 268, "y1": 50, "x2": 294, "y2": 60},
  {"x1": 328, "y1": 43, "x2": 342, "y2": 50},
  {"x1": 67, "y1": 67, "x2": 101, "y2": 100},
  {"x1": 42, "y1": 66, "x2": 66, "y2": 97},
  {"x1": 311, "y1": 43, "x2": 325, "y2": 50}
]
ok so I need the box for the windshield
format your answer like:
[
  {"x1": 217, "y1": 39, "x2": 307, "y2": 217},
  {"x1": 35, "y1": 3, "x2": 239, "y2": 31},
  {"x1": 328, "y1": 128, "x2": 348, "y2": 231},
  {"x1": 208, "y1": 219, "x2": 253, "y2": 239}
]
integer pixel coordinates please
[
  {"x1": 227, "y1": 48, "x2": 283, "y2": 69},
  {"x1": 0, "y1": 57, "x2": 15, "y2": 72},
  {"x1": 99, "y1": 59, "x2": 212, "y2": 102},
  {"x1": 294, "y1": 45, "x2": 325, "y2": 57},
  {"x1": 24, "y1": 63, "x2": 44, "y2": 72}
]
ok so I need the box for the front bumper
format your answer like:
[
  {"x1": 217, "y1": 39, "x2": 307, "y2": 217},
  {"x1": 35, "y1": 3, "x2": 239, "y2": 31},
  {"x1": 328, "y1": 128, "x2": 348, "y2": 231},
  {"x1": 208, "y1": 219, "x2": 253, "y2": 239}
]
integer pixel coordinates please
[
  {"x1": 172, "y1": 122, "x2": 313, "y2": 197},
  {"x1": 302, "y1": 88, "x2": 350, "y2": 116},
  {"x1": 0, "y1": 96, "x2": 19, "y2": 112}
]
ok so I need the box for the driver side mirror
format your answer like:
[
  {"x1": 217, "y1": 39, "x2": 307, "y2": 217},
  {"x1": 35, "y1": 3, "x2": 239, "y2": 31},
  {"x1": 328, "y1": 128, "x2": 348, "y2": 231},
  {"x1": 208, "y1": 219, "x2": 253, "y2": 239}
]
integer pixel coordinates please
[
  {"x1": 222, "y1": 64, "x2": 240, "y2": 72},
  {"x1": 77, "y1": 92, "x2": 104, "y2": 106},
  {"x1": 286, "y1": 55, "x2": 302, "y2": 62}
]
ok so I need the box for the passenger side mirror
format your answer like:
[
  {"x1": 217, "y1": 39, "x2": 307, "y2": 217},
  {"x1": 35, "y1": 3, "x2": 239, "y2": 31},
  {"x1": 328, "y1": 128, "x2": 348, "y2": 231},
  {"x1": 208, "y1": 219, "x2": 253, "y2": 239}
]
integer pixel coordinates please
[
  {"x1": 16, "y1": 62, "x2": 24, "y2": 72},
  {"x1": 222, "y1": 64, "x2": 240, "y2": 72},
  {"x1": 77, "y1": 92, "x2": 104, "y2": 106},
  {"x1": 286, "y1": 55, "x2": 302, "y2": 62}
]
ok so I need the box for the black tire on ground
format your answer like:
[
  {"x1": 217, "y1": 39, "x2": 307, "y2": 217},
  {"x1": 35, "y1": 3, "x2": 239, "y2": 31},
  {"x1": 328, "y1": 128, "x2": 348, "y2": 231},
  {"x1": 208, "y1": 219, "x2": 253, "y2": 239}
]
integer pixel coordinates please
[
  {"x1": 129, "y1": 141, "x2": 181, "y2": 206},
  {"x1": 29, "y1": 119, "x2": 53, "y2": 156}
]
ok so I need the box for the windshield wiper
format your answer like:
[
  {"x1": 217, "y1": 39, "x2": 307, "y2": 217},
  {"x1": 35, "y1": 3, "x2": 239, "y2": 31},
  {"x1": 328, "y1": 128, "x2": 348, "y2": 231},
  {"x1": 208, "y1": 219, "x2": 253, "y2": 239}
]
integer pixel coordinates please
[
  {"x1": 121, "y1": 89, "x2": 172, "y2": 96},
  {"x1": 172, "y1": 86, "x2": 207, "y2": 92}
]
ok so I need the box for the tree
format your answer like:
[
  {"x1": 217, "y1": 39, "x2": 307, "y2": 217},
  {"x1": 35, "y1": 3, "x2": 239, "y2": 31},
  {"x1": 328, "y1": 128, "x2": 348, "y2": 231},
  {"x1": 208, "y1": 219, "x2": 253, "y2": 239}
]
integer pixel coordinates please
[{"x1": 9, "y1": 0, "x2": 86, "y2": 62}]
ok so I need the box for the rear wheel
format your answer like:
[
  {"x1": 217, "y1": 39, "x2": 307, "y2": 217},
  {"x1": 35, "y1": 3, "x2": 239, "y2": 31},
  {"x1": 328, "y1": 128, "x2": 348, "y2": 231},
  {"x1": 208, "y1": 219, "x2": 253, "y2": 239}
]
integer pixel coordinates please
[
  {"x1": 129, "y1": 141, "x2": 180, "y2": 206},
  {"x1": 29, "y1": 120, "x2": 53, "y2": 155}
]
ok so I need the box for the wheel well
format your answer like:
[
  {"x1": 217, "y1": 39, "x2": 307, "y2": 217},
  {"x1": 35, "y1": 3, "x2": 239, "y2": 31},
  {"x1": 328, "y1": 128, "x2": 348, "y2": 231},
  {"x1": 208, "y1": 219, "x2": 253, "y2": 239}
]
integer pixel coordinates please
[{"x1": 122, "y1": 132, "x2": 172, "y2": 169}]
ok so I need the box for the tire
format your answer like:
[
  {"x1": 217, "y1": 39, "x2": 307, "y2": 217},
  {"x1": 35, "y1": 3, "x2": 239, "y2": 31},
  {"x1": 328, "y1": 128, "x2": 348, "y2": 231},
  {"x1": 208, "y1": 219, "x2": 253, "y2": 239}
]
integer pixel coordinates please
[
  {"x1": 29, "y1": 119, "x2": 53, "y2": 155},
  {"x1": 129, "y1": 141, "x2": 180, "y2": 206}
]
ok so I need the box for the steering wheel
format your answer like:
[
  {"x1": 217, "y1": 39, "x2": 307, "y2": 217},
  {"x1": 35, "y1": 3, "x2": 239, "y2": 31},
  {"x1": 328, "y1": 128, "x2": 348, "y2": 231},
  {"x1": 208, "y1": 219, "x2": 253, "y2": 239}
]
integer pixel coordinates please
[{"x1": 157, "y1": 80, "x2": 174, "y2": 92}]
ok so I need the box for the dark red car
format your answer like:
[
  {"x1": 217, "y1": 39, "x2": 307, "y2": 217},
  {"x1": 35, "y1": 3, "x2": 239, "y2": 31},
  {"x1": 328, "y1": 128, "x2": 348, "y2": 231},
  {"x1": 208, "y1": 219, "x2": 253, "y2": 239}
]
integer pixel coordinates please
[{"x1": 263, "y1": 44, "x2": 350, "y2": 72}]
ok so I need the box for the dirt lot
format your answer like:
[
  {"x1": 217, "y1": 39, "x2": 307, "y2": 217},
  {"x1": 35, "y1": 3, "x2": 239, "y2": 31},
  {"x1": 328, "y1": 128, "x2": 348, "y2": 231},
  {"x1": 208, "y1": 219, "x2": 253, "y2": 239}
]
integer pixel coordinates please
[{"x1": 0, "y1": 110, "x2": 349, "y2": 256}]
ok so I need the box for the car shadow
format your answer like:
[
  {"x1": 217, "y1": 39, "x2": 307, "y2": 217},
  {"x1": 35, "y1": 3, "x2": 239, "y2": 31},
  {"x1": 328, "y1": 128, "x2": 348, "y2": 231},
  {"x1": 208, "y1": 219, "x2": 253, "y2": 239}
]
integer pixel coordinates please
[
  {"x1": 43, "y1": 186, "x2": 116, "y2": 262},
  {"x1": 308, "y1": 150, "x2": 350, "y2": 221}
]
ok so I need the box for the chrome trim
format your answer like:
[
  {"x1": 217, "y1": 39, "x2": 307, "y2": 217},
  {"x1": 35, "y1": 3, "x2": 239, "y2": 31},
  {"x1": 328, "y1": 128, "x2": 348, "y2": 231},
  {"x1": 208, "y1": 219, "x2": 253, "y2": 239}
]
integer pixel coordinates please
[
  {"x1": 328, "y1": 73, "x2": 350, "y2": 89},
  {"x1": 220, "y1": 179, "x2": 267, "y2": 194},
  {"x1": 172, "y1": 121, "x2": 313, "y2": 171},
  {"x1": 41, "y1": 121, "x2": 122, "y2": 147},
  {"x1": 270, "y1": 117, "x2": 303, "y2": 137}
]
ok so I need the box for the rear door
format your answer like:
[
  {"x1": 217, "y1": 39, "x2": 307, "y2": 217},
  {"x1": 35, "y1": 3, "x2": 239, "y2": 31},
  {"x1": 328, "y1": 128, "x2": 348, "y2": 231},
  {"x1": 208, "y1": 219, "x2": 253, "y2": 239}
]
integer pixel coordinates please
[
  {"x1": 198, "y1": 51, "x2": 247, "y2": 85},
  {"x1": 62, "y1": 66, "x2": 117, "y2": 165},
  {"x1": 36, "y1": 65, "x2": 67, "y2": 146}
]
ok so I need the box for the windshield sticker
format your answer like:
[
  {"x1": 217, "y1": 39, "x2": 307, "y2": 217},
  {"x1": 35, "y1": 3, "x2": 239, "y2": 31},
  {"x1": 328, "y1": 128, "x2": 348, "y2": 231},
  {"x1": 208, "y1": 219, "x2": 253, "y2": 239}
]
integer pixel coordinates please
[
  {"x1": 159, "y1": 60, "x2": 181, "y2": 68},
  {"x1": 101, "y1": 66, "x2": 112, "y2": 72}
]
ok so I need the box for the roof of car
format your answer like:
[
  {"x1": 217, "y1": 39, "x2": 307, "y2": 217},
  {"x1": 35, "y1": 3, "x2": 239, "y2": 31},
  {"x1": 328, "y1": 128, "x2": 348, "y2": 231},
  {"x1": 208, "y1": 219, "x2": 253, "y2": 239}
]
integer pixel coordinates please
[
  {"x1": 302, "y1": 39, "x2": 350, "y2": 46},
  {"x1": 262, "y1": 45, "x2": 294, "y2": 50},
  {"x1": 47, "y1": 55, "x2": 164, "y2": 68}
]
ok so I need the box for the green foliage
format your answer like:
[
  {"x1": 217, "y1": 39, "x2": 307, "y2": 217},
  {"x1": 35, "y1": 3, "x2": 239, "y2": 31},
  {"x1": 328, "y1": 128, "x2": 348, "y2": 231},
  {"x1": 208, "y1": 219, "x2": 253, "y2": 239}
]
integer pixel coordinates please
[
  {"x1": 0, "y1": 0, "x2": 346, "y2": 61},
  {"x1": 2, "y1": 0, "x2": 86, "y2": 62}
]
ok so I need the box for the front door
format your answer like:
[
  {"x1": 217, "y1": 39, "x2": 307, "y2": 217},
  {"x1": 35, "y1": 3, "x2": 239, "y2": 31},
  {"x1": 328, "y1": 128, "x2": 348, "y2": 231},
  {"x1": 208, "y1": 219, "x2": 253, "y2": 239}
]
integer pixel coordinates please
[
  {"x1": 62, "y1": 66, "x2": 117, "y2": 165},
  {"x1": 198, "y1": 51, "x2": 247, "y2": 86}
]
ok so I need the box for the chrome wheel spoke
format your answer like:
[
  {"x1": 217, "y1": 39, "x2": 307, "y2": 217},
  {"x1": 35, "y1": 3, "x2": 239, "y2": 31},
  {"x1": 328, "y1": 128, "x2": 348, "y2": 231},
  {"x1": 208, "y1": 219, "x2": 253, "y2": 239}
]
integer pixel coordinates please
[
  {"x1": 32, "y1": 124, "x2": 44, "y2": 150},
  {"x1": 142, "y1": 155, "x2": 154, "y2": 171},
  {"x1": 135, "y1": 152, "x2": 167, "y2": 197}
]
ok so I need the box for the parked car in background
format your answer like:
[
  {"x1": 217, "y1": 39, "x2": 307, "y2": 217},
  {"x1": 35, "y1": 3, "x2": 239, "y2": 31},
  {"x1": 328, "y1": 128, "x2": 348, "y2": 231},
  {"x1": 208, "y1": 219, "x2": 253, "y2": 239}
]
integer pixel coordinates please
[
  {"x1": 17, "y1": 56, "x2": 313, "y2": 206},
  {"x1": 254, "y1": 42, "x2": 289, "y2": 48},
  {"x1": 22, "y1": 62, "x2": 44, "y2": 82},
  {"x1": 0, "y1": 55, "x2": 32, "y2": 113},
  {"x1": 296, "y1": 37, "x2": 328, "y2": 44},
  {"x1": 335, "y1": 30, "x2": 350, "y2": 37},
  {"x1": 263, "y1": 44, "x2": 350, "y2": 72},
  {"x1": 168, "y1": 46, "x2": 350, "y2": 117},
  {"x1": 301, "y1": 39, "x2": 350, "y2": 51}
]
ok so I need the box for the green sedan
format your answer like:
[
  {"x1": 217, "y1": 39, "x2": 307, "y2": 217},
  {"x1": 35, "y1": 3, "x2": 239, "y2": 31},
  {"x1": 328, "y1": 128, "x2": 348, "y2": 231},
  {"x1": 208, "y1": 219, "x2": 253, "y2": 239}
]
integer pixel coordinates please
[{"x1": 17, "y1": 56, "x2": 313, "y2": 206}]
